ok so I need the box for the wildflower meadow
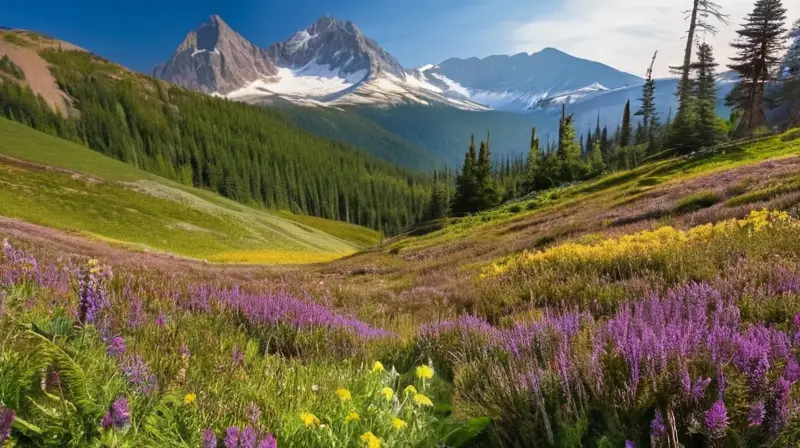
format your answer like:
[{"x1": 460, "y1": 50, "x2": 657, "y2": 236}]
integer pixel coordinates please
[{"x1": 3, "y1": 209, "x2": 800, "y2": 447}]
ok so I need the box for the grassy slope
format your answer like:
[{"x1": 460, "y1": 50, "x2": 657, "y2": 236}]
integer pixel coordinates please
[
  {"x1": 395, "y1": 131, "x2": 800, "y2": 253},
  {"x1": 312, "y1": 129, "x2": 800, "y2": 326},
  {"x1": 0, "y1": 117, "x2": 378, "y2": 263}
]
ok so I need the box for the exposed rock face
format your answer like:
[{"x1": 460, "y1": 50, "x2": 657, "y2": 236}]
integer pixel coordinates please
[
  {"x1": 265, "y1": 16, "x2": 405, "y2": 79},
  {"x1": 153, "y1": 15, "x2": 277, "y2": 94}
]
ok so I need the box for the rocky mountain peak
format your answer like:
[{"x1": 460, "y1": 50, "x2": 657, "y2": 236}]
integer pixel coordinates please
[
  {"x1": 154, "y1": 15, "x2": 277, "y2": 95},
  {"x1": 266, "y1": 16, "x2": 404, "y2": 79}
]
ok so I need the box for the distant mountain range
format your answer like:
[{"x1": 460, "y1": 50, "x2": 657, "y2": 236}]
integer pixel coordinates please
[
  {"x1": 153, "y1": 15, "x2": 735, "y2": 167},
  {"x1": 154, "y1": 15, "x2": 647, "y2": 114}
]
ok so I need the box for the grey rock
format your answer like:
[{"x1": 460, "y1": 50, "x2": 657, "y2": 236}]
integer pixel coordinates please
[
  {"x1": 265, "y1": 16, "x2": 405, "y2": 80},
  {"x1": 153, "y1": 15, "x2": 277, "y2": 94}
]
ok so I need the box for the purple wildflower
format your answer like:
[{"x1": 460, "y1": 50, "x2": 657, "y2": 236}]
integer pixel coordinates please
[
  {"x1": 77, "y1": 259, "x2": 111, "y2": 326},
  {"x1": 127, "y1": 296, "x2": 144, "y2": 328},
  {"x1": 240, "y1": 427, "x2": 257, "y2": 448},
  {"x1": 650, "y1": 409, "x2": 666, "y2": 441},
  {"x1": 109, "y1": 397, "x2": 130, "y2": 429},
  {"x1": 101, "y1": 412, "x2": 113, "y2": 429},
  {"x1": 786, "y1": 358, "x2": 800, "y2": 383},
  {"x1": 121, "y1": 356, "x2": 156, "y2": 395},
  {"x1": 748, "y1": 401, "x2": 765, "y2": 427},
  {"x1": 258, "y1": 434, "x2": 277, "y2": 448},
  {"x1": 107, "y1": 336, "x2": 126, "y2": 358},
  {"x1": 202, "y1": 428, "x2": 217, "y2": 448},
  {"x1": 155, "y1": 314, "x2": 168, "y2": 327},
  {"x1": 0, "y1": 407, "x2": 15, "y2": 443},
  {"x1": 224, "y1": 426, "x2": 240, "y2": 448},
  {"x1": 244, "y1": 402, "x2": 261, "y2": 425},
  {"x1": 705, "y1": 401, "x2": 728, "y2": 439},
  {"x1": 232, "y1": 346, "x2": 244, "y2": 367},
  {"x1": 625, "y1": 441, "x2": 635, "y2": 448}
]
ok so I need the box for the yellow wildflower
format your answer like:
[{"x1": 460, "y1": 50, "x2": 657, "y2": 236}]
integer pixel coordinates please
[
  {"x1": 300, "y1": 412, "x2": 321, "y2": 427},
  {"x1": 360, "y1": 431, "x2": 382, "y2": 448},
  {"x1": 380, "y1": 387, "x2": 394, "y2": 401},
  {"x1": 183, "y1": 393, "x2": 196, "y2": 405},
  {"x1": 403, "y1": 385, "x2": 418, "y2": 396},
  {"x1": 392, "y1": 418, "x2": 408, "y2": 430},
  {"x1": 415, "y1": 365, "x2": 434, "y2": 380},
  {"x1": 345, "y1": 411, "x2": 360, "y2": 423},
  {"x1": 371, "y1": 361, "x2": 385, "y2": 373},
  {"x1": 413, "y1": 393, "x2": 434, "y2": 407},
  {"x1": 335, "y1": 388, "x2": 352, "y2": 401}
]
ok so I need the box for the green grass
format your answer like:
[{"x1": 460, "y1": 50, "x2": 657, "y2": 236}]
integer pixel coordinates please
[
  {"x1": 725, "y1": 176, "x2": 800, "y2": 207},
  {"x1": 0, "y1": 118, "x2": 376, "y2": 263},
  {"x1": 674, "y1": 190, "x2": 721, "y2": 213},
  {"x1": 390, "y1": 131, "x2": 800, "y2": 253}
]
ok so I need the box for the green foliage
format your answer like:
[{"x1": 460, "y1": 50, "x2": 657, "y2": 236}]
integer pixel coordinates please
[
  {"x1": 0, "y1": 118, "x2": 364, "y2": 261},
  {"x1": 726, "y1": 0, "x2": 788, "y2": 137},
  {"x1": 0, "y1": 55, "x2": 25, "y2": 81},
  {"x1": 674, "y1": 190, "x2": 721, "y2": 213},
  {"x1": 1, "y1": 32, "x2": 28, "y2": 46},
  {"x1": 0, "y1": 49, "x2": 432, "y2": 235}
]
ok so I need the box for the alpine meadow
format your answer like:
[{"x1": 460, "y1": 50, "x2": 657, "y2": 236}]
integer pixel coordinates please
[{"x1": 3, "y1": 1, "x2": 800, "y2": 447}]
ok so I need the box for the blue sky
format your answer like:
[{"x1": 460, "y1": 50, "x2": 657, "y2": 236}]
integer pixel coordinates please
[
  {"x1": 5, "y1": 0, "x2": 798, "y2": 77},
  {"x1": 4, "y1": 0, "x2": 540, "y2": 73}
]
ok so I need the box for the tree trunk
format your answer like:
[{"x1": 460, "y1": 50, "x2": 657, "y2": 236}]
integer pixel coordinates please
[{"x1": 679, "y1": 0, "x2": 701, "y2": 105}]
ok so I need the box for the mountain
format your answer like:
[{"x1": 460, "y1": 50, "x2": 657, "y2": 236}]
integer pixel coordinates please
[
  {"x1": 416, "y1": 49, "x2": 644, "y2": 112},
  {"x1": 152, "y1": 15, "x2": 277, "y2": 94},
  {"x1": 155, "y1": 16, "x2": 486, "y2": 110}
]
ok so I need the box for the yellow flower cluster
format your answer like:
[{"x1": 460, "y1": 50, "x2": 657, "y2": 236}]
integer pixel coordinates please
[
  {"x1": 415, "y1": 365, "x2": 434, "y2": 380},
  {"x1": 335, "y1": 388, "x2": 352, "y2": 402},
  {"x1": 485, "y1": 209, "x2": 794, "y2": 277},
  {"x1": 300, "y1": 412, "x2": 321, "y2": 427},
  {"x1": 346, "y1": 411, "x2": 360, "y2": 423},
  {"x1": 183, "y1": 393, "x2": 196, "y2": 405},
  {"x1": 360, "y1": 431, "x2": 382, "y2": 448}
]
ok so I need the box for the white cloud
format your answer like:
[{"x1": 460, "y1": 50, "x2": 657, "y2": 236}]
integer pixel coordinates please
[{"x1": 509, "y1": 0, "x2": 800, "y2": 78}]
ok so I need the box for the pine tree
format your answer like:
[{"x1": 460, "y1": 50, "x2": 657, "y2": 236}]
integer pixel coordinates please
[
  {"x1": 636, "y1": 51, "x2": 659, "y2": 151},
  {"x1": 452, "y1": 135, "x2": 479, "y2": 216},
  {"x1": 600, "y1": 125, "x2": 611, "y2": 164},
  {"x1": 691, "y1": 43, "x2": 724, "y2": 147},
  {"x1": 424, "y1": 176, "x2": 449, "y2": 220},
  {"x1": 620, "y1": 100, "x2": 633, "y2": 147},
  {"x1": 588, "y1": 134, "x2": 605, "y2": 175},
  {"x1": 475, "y1": 134, "x2": 500, "y2": 210},
  {"x1": 672, "y1": 0, "x2": 728, "y2": 144},
  {"x1": 524, "y1": 127, "x2": 542, "y2": 192},
  {"x1": 557, "y1": 108, "x2": 584, "y2": 182},
  {"x1": 727, "y1": 0, "x2": 788, "y2": 137}
]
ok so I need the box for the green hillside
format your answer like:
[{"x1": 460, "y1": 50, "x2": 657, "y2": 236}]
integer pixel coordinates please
[
  {"x1": 0, "y1": 117, "x2": 380, "y2": 263},
  {"x1": 277, "y1": 104, "x2": 444, "y2": 170},
  {"x1": 0, "y1": 36, "x2": 432, "y2": 235}
]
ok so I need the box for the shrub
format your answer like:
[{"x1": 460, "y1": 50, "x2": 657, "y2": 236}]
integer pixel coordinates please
[
  {"x1": 674, "y1": 190, "x2": 721, "y2": 213},
  {"x1": 0, "y1": 56, "x2": 25, "y2": 81}
]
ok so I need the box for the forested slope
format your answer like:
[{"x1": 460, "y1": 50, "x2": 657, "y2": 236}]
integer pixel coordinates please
[{"x1": 0, "y1": 33, "x2": 431, "y2": 235}]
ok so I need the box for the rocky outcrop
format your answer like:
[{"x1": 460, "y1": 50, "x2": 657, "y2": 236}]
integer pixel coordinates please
[{"x1": 153, "y1": 15, "x2": 277, "y2": 94}]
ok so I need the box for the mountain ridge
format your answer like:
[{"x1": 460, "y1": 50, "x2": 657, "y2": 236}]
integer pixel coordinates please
[{"x1": 153, "y1": 15, "x2": 639, "y2": 113}]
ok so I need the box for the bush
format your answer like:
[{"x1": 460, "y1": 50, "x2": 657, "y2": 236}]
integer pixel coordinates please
[
  {"x1": 0, "y1": 55, "x2": 25, "y2": 81},
  {"x1": 674, "y1": 190, "x2": 720, "y2": 213}
]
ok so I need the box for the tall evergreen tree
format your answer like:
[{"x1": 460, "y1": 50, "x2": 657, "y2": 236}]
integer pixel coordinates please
[
  {"x1": 691, "y1": 43, "x2": 724, "y2": 146},
  {"x1": 727, "y1": 0, "x2": 788, "y2": 137},
  {"x1": 556, "y1": 109, "x2": 584, "y2": 182},
  {"x1": 475, "y1": 134, "x2": 500, "y2": 210},
  {"x1": 524, "y1": 127, "x2": 543, "y2": 192},
  {"x1": 636, "y1": 51, "x2": 659, "y2": 151},
  {"x1": 452, "y1": 135, "x2": 479, "y2": 216},
  {"x1": 587, "y1": 133, "x2": 605, "y2": 175},
  {"x1": 672, "y1": 0, "x2": 728, "y2": 143},
  {"x1": 620, "y1": 100, "x2": 633, "y2": 147}
]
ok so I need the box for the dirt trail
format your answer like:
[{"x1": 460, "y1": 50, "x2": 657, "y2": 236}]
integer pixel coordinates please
[{"x1": 0, "y1": 39, "x2": 71, "y2": 115}]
